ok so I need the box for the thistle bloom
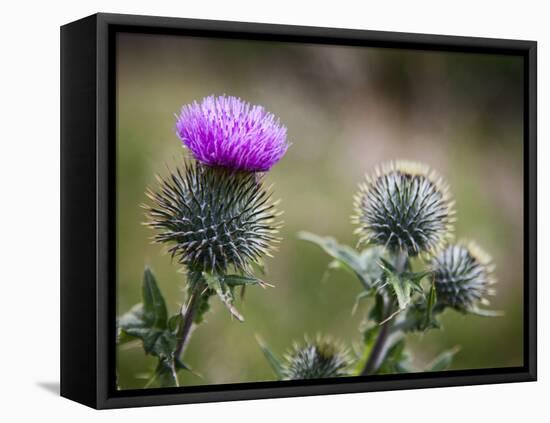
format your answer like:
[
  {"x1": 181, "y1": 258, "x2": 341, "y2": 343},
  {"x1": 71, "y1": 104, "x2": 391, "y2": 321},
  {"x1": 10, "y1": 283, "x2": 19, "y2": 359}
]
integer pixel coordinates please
[
  {"x1": 431, "y1": 242, "x2": 496, "y2": 312},
  {"x1": 353, "y1": 161, "x2": 455, "y2": 256},
  {"x1": 282, "y1": 336, "x2": 351, "y2": 380},
  {"x1": 176, "y1": 95, "x2": 289, "y2": 172},
  {"x1": 144, "y1": 162, "x2": 282, "y2": 276}
]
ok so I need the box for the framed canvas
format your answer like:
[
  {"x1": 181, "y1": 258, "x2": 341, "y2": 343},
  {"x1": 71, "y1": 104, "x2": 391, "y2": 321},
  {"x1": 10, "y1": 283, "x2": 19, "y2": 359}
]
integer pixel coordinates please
[{"x1": 60, "y1": 13, "x2": 537, "y2": 409}]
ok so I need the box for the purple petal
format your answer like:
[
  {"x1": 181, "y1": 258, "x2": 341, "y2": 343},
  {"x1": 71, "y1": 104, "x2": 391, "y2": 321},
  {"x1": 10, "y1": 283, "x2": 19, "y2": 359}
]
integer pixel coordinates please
[{"x1": 176, "y1": 95, "x2": 289, "y2": 172}]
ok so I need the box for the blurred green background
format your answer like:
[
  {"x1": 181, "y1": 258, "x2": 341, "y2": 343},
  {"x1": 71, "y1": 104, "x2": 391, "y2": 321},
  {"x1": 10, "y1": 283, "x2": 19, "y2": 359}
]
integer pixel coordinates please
[{"x1": 116, "y1": 33, "x2": 524, "y2": 389}]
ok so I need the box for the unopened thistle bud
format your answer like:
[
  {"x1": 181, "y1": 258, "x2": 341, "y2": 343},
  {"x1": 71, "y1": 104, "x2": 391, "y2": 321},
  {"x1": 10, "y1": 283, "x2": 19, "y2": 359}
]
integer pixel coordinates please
[
  {"x1": 431, "y1": 242, "x2": 496, "y2": 312},
  {"x1": 282, "y1": 336, "x2": 351, "y2": 380},
  {"x1": 145, "y1": 162, "x2": 282, "y2": 276},
  {"x1": 353, "y1": 161, "x2": 455, "y2": 256}
]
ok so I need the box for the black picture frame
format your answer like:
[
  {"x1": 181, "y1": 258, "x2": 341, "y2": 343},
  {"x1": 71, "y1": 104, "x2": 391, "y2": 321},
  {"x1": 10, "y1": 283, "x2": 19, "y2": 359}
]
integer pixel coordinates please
[{"x1": 60, "y1": 12, "x2": 537, "y2": 409}]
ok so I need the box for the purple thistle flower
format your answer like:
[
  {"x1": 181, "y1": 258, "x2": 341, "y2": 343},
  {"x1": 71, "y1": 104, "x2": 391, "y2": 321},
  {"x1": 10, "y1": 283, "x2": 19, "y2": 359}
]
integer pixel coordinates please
[{"x1": 176, "y1": 95, "x2": 289, "y2": 172}]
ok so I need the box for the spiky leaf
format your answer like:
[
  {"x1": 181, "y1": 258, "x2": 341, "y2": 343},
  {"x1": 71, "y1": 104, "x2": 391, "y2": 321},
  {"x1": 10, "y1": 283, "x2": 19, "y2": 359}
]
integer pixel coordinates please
[
  {"x1": 425, "y1": 347, "x2": 460, "y2": 372},
  {"x1": 256, "y1": 335, "x2": 284, "y2": 379},
  {"x1": 118, "y1": 269, "x2": 178, "y2": 363},
  {"x1": 376, "y1": 338, "x2": 410, "y2": 375},
  {"x1": 146, "y1": 359, "x2": 179, "y2": 388},
  {"x1": 203, "y1": 272, "x2": 244, "y2": 321},
  {"x1": 353, "y1": 324, "x2": 381, "y2": 374},
  {"x1": 142, "y1": 267, "x2": 168, "y2": 329},
  {"x1": 298, "y1": 231, "x2": 383, "y2": 290},
  {"x1": 222, "y1": 274, "x2": 272, "y2": 288},
  {"x1": 118, "y1": 268, "x2": 168, "y2": 340}
]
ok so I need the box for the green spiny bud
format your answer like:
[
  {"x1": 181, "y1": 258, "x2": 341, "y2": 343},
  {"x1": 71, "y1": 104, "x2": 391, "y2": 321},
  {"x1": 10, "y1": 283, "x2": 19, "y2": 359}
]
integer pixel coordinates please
[
  {"x1": 282, "y1": 336, "x2": 351, "y2": 380},
  {"x1": 431, "y1": 241, "x2": 496, "y2": 312},
  {"x1": 353, "y1": 160, "x2": 455, "y2": 256},
  {"x1": 144, "y1": 162, "x2": 282, "y2": 276}
]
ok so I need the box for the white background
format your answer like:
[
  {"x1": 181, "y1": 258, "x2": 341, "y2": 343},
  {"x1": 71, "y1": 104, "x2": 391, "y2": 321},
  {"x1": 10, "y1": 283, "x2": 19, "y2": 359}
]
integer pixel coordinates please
[{"x1": 0, "y1": 0, "x2": 546, "y2": 421}]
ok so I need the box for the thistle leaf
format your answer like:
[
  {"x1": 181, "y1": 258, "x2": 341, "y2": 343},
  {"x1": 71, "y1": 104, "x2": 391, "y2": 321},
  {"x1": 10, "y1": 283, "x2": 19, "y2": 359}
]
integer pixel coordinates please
[
  {"x1": 352, "y1": 291, "x2": 371, "y2": 315},
  {"x1": 425, "y1": 278, "x2": 437, "y2": 327},
  {"x1": 378, "y1": 257, "x2": 396, "y2": 273},
  {"x1": 117, "y1": 267, "x2": 205, "y2": 389},
  {"x1": 251, "y1": 261, "x2": 267, "y2": 276},
  {"x1": 118, "y1": 304, "x2": 150, "y2": 341},
  {"x1": 168, "y1": 313, "x2": 183, "y2": 332},
  {"x1": 118, "y1": 268, "x2": 177, "y2": 360},
  {"x1": 142, "y1": 267, "x2": 168, "y2": 329},
  {"x1": 387, "y1": 271, "x2": 412, "y2": 311},
  {"x1": 425, "y1": 346, "x2": 460, "y2": 372},
  {"x1": 400, "y1": 301, "x2": 441, "y2": 333},
  {"x1": 203, "y1": 272, "x2": 244, "y2": 321},
  {"x1": 376, "y1": 337, "x2": 410, "y2": 375},
  {"x1": 256, "y1": 335, "x2": 284, "y2": 379},
  {"x1": 353, "y1": 324, "x2": 380, "y2": 374},
  {"x1": 142, "y1": 330, "x2": 177, "y2": 358},
  {"x1": 222, "y1": 274, "x2": 272, "y2": 288},
  {"x1": 193, "y1": 294, "x2": 212, "y2": 324},
  {"x1": 154, "y1": 359, "x2": 179, "y2": 388},
  {"x1": 468, "y1": 307, "x2": 504, "y2": 317},
  {"x1": 175, "y1": 359, "x2": 203, "y2": 378},
  {"x1": 401, "y1": 270, "x2": 431, "y2": 298},
  {"x1": 298, "y1": 231, "x2": 382, "y2": 290},
  {"x1": 403, "y1": 270, "x2": 432, "y2": 285},
  {"x1": 119, "y1": 269, "x2": 169, "y2": 341}
]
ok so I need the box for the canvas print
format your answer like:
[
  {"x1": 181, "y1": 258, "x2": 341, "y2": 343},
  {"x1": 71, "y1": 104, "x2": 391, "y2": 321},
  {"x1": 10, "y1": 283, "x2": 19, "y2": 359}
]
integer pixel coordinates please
[{"x1": 115, "y1": 32, "x2": 524, "y2": 390}]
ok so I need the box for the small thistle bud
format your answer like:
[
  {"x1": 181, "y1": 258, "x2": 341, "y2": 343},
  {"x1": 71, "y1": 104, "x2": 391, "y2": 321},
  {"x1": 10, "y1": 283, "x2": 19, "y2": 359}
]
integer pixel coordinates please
[
  {"x1": 176, "y1": 95, "x2": 289, "y2": 172},
  {"x1": 144, "y1": 162, "x2": 282, "y2": 275},
  {"x1": 431, "y1": 242, "x2": 496, "y2": 312},
  {"x1": 282, "y1": 336, "x2": 351, "y2": 380},
  {"x1": 353, "y1": 161, "x2": 455, "y2": 256}
]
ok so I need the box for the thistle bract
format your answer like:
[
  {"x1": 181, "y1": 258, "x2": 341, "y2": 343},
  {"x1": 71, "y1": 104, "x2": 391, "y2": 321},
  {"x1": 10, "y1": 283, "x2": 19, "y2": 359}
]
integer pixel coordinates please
[
  {"x1": 176, "y1": 95, "x2": 289, "y2": 172},
  {"x1": 282, "y1": 337, "x2": 351, "y2": 380},
  {"x1": 144, "y1": 162, "x2": 282, "y2": 275},
  {"x1": 431, "y1": 242, "x2": 496, "y2": 312},
  {"x1": 353, "y1": 161, "x2": 454, "y2": 256}
]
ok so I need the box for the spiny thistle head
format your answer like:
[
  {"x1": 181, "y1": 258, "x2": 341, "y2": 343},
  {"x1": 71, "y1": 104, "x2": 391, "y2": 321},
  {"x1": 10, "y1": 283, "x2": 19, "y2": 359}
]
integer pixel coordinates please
[
  {"x1": 353, "y1": 160, "x2": 455, "y2": 256},
  {"x1": 431, "y1": 241, "x2": 496, "y2": 312},
  {"x1": 282, "y1": 336, "x2": 351, "y2": 380},
  {"x1": 144, "y1": 162, "x2": 282, "y2": 275},
  {"x1": 176, "y1": 95, "x2": 289, "y2": 172}
]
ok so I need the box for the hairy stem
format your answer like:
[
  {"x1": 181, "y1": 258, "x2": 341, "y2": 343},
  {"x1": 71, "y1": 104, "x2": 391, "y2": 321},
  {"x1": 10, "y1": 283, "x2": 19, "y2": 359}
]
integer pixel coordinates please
[
  {"x1": 361, "y1": 249, "x2": 408, "y2": 376},
  {"x1": 174, "y1": 282, "x2": 204, "y2": 363},
  {"x1": 361, "y1": 294, "x2": 392, "y2": 375},
  {"x1": 394, "y1": 249, "x2": 408, "y2": 274}
]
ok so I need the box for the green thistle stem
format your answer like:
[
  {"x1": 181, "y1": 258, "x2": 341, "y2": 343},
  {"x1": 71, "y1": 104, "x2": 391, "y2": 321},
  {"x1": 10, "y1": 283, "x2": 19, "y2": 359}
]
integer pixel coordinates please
[
  {"x1": 174, "y1": 281, "x2": 205, "y2": 363},
  {"x1": 361, "y1": 294, "x2": 392, "y2": 375},
  {"x1": 394, "y1": 249, "x2": 408, "y2": 274},
  {"x1": 361, "y1": 249, "x2": 408, "y2": 376}
]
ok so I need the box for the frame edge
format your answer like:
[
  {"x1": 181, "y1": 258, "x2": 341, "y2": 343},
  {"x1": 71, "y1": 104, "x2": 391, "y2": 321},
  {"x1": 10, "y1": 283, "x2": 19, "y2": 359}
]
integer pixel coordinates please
[
  {"x1": 85, "y1": 12, "x2": 538, "y2": 409},
  {"x1": 60, "y1": 13, "x2": 99, "y2": 409}
]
